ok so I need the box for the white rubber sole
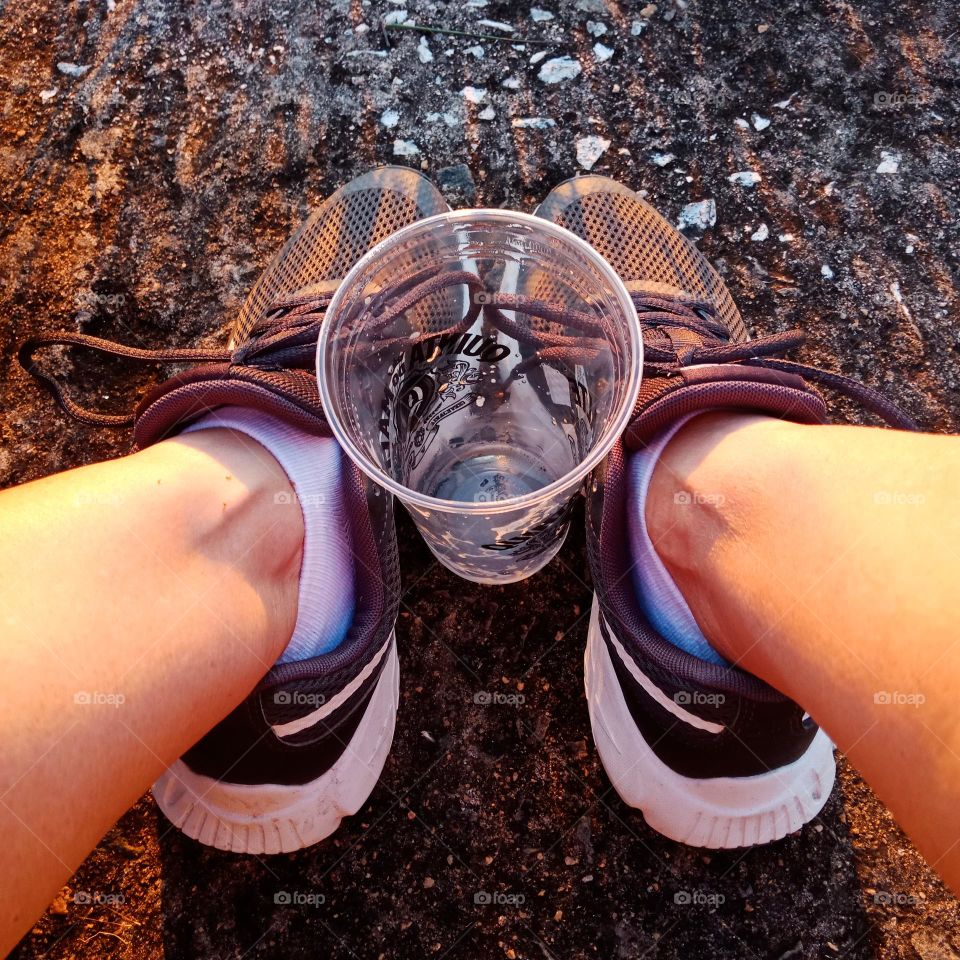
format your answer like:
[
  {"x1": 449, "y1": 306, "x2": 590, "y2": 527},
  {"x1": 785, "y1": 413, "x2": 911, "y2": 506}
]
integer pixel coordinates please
[
  {"x1": 153, "y1": 637, "x2": 400, "y2": 855},
  {"x1": 585, "y1": 599, "x2": 835, "y2": 848}
]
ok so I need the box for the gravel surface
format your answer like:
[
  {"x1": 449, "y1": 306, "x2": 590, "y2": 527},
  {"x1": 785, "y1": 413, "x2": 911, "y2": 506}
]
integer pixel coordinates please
[{"x1": 1, "y1": 0, "x2": 959, "y2": 957}]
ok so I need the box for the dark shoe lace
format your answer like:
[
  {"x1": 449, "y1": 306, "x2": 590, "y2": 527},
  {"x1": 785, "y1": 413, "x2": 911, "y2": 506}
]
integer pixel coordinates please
[
  {"x1": 628, "y1": 290, "x2": 918, "y2": 431},
  {"x1": 18, "y1": 275, "x2": 917, "y2": 432}
]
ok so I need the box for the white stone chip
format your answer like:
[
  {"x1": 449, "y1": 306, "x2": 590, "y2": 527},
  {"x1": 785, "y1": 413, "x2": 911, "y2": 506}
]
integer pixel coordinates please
[
  {"x1": 57, "y1": 62, "x2": 91, "y2": 77},
  {"x1": 538, "y1": 56, "x2": 582, "y2": 84},
  {"x1": 677, "y1": 199, "x2": 717, "y2": 232},
  {"x1": 593, "y1": 42, "x2": 614, "y2": 62},
  {"x1": 728, "y1": 170, "x2": 761, "y2": 187},
  {"x1": 477, "y1": 19, "x2": 514, "y2": 32},
  {"x1": 512, "y1": 117, "x2": 556, "y2": 129},
  {"x1": 876, "y1": 150, "x2": 900, "y2": 174},
  {"x1": 576, "y1": 135, "x2": 611, "y2": 170},
  {"x1": 417, "y1": 37, "x2": 434, "y2": 63},
  {"x1": 393, "y1": 139, "x2": 420, "y2": 157}
]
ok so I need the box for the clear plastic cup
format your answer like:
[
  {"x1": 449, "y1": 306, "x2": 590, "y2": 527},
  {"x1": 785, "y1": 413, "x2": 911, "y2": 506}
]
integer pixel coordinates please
[{"x1": 318, "y1": 210, "x2": 642, "y2": 584}]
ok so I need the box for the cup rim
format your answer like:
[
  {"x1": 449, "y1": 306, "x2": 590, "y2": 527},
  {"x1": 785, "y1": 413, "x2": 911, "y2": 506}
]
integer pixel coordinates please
[{"x1": 317, "y1": 208, "x2": 642, "y2": 516}]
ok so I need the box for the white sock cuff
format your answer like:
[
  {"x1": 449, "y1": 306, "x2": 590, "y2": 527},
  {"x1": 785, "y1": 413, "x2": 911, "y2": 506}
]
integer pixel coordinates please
[{"x1": 182, "y1": 407, "x2": 354, "y2": 664}]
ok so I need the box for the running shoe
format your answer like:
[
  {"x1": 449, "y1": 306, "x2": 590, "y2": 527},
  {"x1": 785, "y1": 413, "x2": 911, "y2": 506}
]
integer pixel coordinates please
[
  {"x1": 20, "y1": 167, "x2": 450, "y2": 853},
  {"x1": 534, "y1": 176, "x2": 916, "y2": 848}
]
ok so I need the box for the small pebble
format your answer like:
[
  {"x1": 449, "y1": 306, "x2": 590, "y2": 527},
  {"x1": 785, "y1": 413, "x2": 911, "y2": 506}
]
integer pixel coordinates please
[
  {"x1": 512, "y1": 117, "x2": 555, "y2": 129},
  {"x1": 575, "y1": 134, "x2": 611, "y2": 170},
  {"x1": 380, "y1": 109, "x2": 400, "y2": 128},
  {"x1": 750, "y1": 223, "x2": 769, "y2": 241},
  {"x1": 530, "y1": 7, "x2": 554, "y2": 21},
  {"x1": 538, "y1": 55, "x2": 582, "y2": 83},
  {"x1": 586, "y1": 21, "x2": 607, "y2": 36},
  {"x1": 417, "y1": 37, "x2": 434, "y2": 63},
  {"x1": 876, "y1": 150, "x2": 900, "y2": 174},
  {"x1": 477, "y1": 18, "x2": 514, "y2": 32},
  {"x1": 821, "y1": 265, "x2": 835, "y2": 279},
  {"x1": 751, "y1": 112, "x2": 771, "y2": 131},
  {"x1": 593, "y1": 42, "x2": 614, "y2": 62},
  {"x1": 57, "y1": 62, "x2": 91, "y2": 78},
  {"x1": 677, "y1": 199, "x2": 717, "y2": 232},
  {"x1": 728, "y1": 170, "x2": 761, "y2": 187},
  {"x1": 393, "y1": 139, "x2": 420, "y2": 157}
]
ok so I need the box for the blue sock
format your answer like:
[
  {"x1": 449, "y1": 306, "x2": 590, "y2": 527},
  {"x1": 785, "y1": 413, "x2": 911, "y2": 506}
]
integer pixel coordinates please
[{"x1": 626, "y1": 414, "x2": 728, "y2": 666}]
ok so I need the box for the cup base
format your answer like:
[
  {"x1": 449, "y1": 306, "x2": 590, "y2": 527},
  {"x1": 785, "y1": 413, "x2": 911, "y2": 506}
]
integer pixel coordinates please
[{"x1": 426, "y1": 533, "x2": 567, "y2": 585}]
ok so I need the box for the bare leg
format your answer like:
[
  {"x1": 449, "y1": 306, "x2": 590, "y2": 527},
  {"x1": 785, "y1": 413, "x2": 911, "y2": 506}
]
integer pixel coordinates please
[
  {"x1": 0, "y1": 430, "x2": 302, "y2": 954},
  {"x1": 647, "y1": 414, "x2": 960, "y2": 890}
]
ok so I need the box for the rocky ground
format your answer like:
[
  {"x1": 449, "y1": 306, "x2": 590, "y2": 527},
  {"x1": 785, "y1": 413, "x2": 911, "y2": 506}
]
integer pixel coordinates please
[{"x1": 1, "y1": 0, "x2": 959, "y2": 957}]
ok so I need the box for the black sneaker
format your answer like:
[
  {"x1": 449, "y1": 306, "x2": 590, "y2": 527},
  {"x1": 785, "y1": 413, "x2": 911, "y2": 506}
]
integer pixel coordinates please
[
  {"x1": 20, "y1": 167, "x2": 450, "y2": 853},
  {"x1": 534, "y1": 176, "x2": 915, "y2": 847}
]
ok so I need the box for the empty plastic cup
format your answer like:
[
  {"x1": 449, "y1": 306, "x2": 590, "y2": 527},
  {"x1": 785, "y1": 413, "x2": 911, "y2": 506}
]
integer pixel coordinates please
[{"x1": 318, "y1": 210, "x2": 642, "y2": 584}]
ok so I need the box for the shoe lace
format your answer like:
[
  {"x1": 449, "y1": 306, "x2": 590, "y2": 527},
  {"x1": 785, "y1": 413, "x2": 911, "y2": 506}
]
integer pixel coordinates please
[
  {"x1": 18, "y1": 273, "x2": 916, "y2": 431},
  {"x1": 628, "y1": 290, "x2": 918, "y2": 430}
]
